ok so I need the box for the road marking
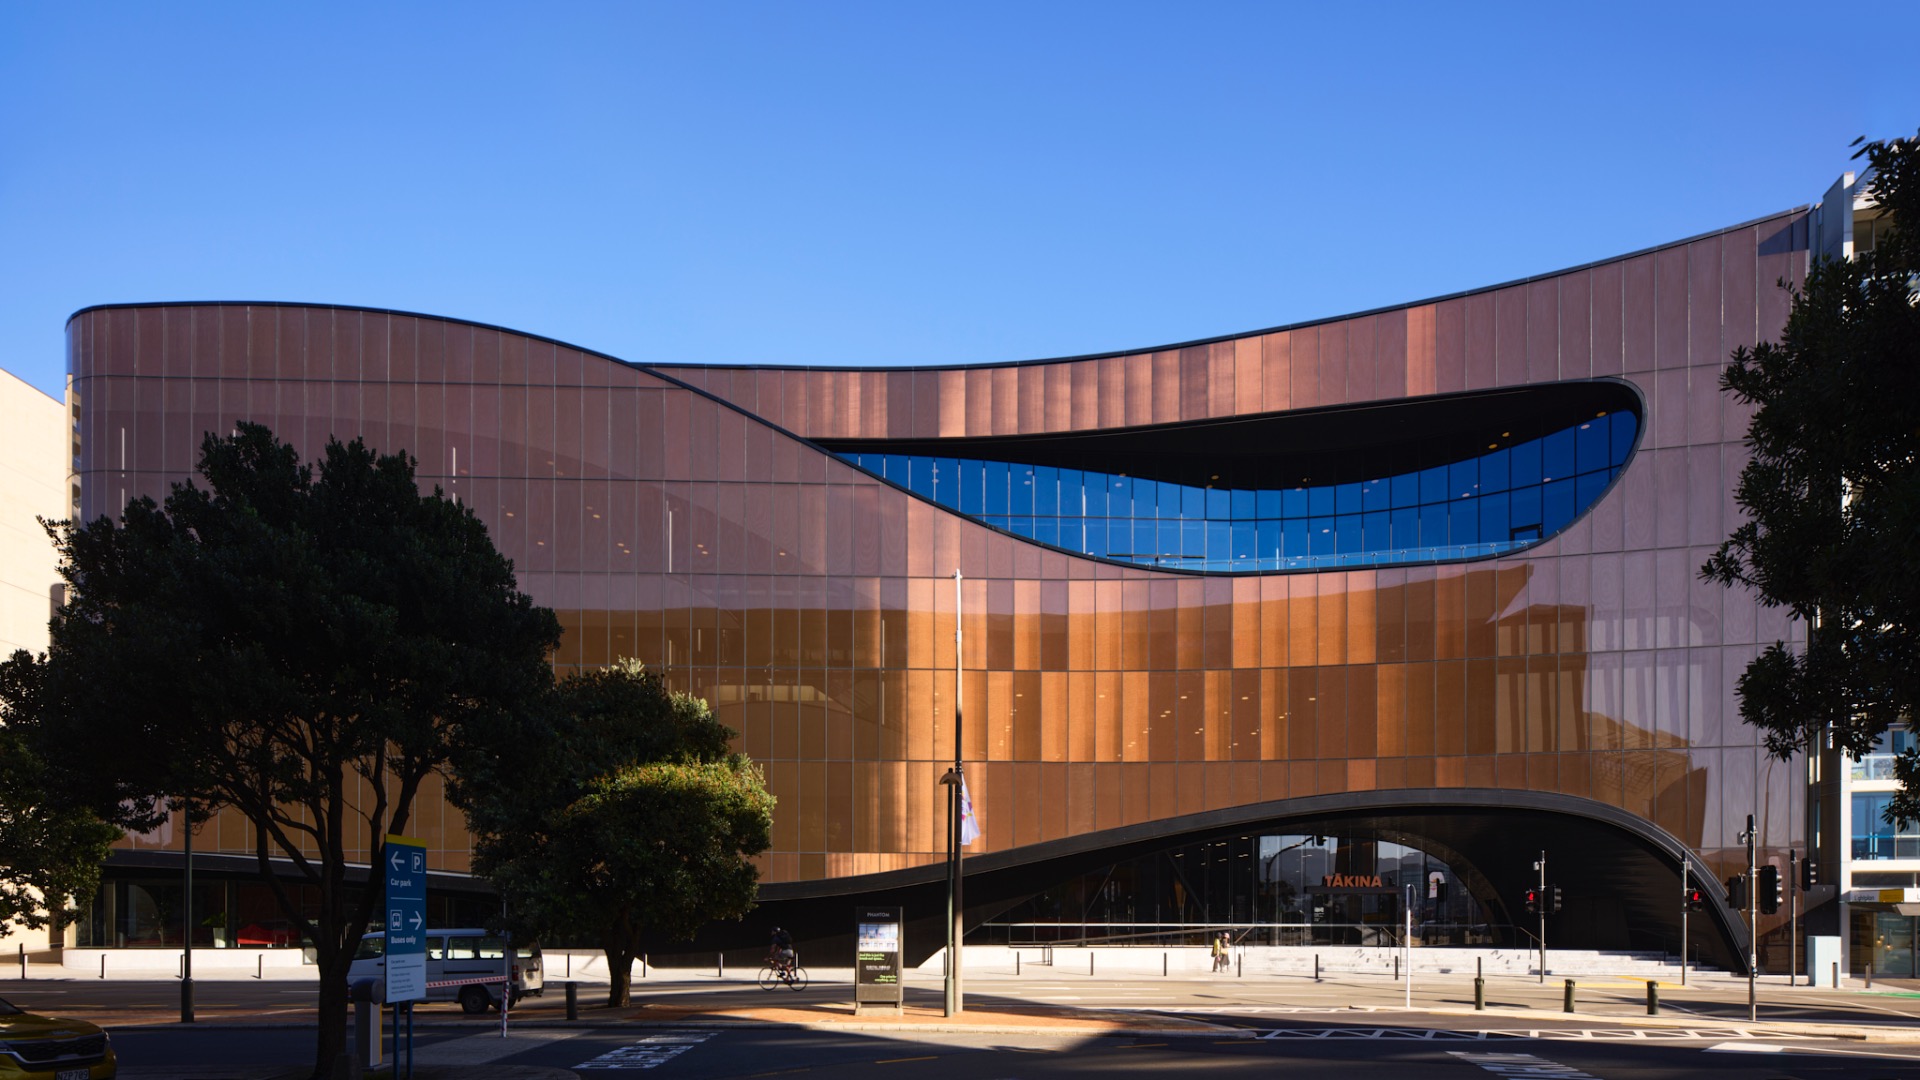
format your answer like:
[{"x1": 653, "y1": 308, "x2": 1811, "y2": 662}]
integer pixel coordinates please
[
  {"x1": 1448, "y1": 1050, "x2": 1602, "y2": 1078},
  {"x1": 1257, "y1": 1027, "x2": 1809, "y2": 1042},
  {"x1": 576, "y1": 1031, "x2": 713, "y2": 1070},
  {"x1": 1119, "y1": 1042, "x2": 1166, "y2": 1048},
  {"x1": 874, "y1": 1056, "x2": 937, "y2": 1064}
]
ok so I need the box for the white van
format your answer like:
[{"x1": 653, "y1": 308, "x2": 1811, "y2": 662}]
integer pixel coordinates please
[{"x1": 349, "y1": 928, "x2": 544, "y2": 1013}]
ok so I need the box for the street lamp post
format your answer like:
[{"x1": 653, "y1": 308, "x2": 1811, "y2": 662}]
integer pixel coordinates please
[
  {"x1": 181, "y1": 798, "x2": 194, "y2": 1024},
  {"x1": 942, "y1": 569, "x2": 966, "y2": 1017}
]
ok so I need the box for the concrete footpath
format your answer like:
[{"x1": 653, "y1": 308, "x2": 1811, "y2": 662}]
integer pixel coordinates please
[{"x1": 39, "y1": 952, "x2": 1920, "y2": 1078}]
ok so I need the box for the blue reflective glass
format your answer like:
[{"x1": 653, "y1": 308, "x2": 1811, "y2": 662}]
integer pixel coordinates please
[
  {"x1": 1035, "y1": 467, "x2": 1059, "y2": 514},
  {"x1": 1419, "y1": 466, "x2": 1449, "y2": 506},
  {"x1": 885, "y1": 453, "x2": 907, "y2": 481},
  {"x1": 1510, "y1": 438, "x2": 1542, "y2": 487},
  {"x1": 1420, "y1": 504, "x2": 1449, "y2": 548},
  {"x1": 984, "y1": 461, "x2": 1010, "y2": 514},
  {"x1": 1179, "y1": 482, "x2": 1203, "y2": 519},
  {"x1": 1009, "y1": 516, "x2": 1034, "y2": 538},
  {"x1": 1231, "y1": 489, "x2": 1255, "y2": 519},
  {"x1": 1256, "y1": 520, "x2": 1279, "y2": 562},
  {"x1": 1165, "y1": 520, "x2": 1189, "y2": 559},
  {"x1": 1059, "y1": 519, "x2": 1082, "y2": 552},
  {"x1": 1109, "y1": 475, "x2": 1131, "y2": 516},
  {"x1": 959, "y1": 460, "x2": 984, "y2": 513},
  {"x1": 1363, "y1": 510, "x2": 1390, "y2": 552},
  {"x1": 1542, "y1": 429, "x2": 1575, "y2": 482},
  {"x1": 1575, "y1": 420, "x2": 1609, "y2": 475},
  {"x1": 1362, "y1": 478, "x2": 1390, "y2": 512},
  {"x1": 1036, "y1": 517, "x2": 1057, "y2": 546},
  {"x1": 1283, "y1": 519, "x2": 1309, "y2": 558},
  {"x1": 1310, "y1": 517, "x2": 1338, "y2": 556},
  {"x1": 909, "y1": 455, "x2": 936, "y2": 498},
  {"x1": 1509, "y1": 484, "x2": 1542, "y2": 531},
  {"x1": 1283, "y1": 488, "x2": 1309, "y2": 518},
  {"x1": 1542, "y1": 478, "x2": 1576, "y2": 534},
  {"x1": 1391, "y1": 472, "x2": 1419, "y2": 509},
  {"x1": 1478, "y1": 492, "x2": 1508, "y2": 544},
  {"x1": 1207, "y1": 488, "x2": 1231, "y2": 519},
  {"x1": 1451, "y1": 498, "x2": 1480, "y2": 545},
  {"x1": 1335, "y1": 483, "x2": 1362, "y2": 515},
  {"x1": 1449, "y1": 457, "x2": 1478, "y2": 499},
  {"x1": 1392, "y1": 507, "x2": 1419, "y2": 550},
  {"x1": 983, "y1": 515, "x2": 1006, "y2": 531},
  {"x1": 1611, "y1": 411, "x2": 1636, "y2": 462},
  {"x1": 1133, "y1": 520, "x2": 1156, "y2": 559},
  {"x1": 1208, "y1": 521, "x2": 1232, "y2": 562},
  {"x1": 1076, "y1": 471, "x2": 1101, "y2": 516},
  {"x1": 1010, "y1": 464, "x2": 1035, "y2": 514},
  {"x1": 1309, "y1": 485, "x2": 1336, "y2": 516},
  {"x1": 1233, "y1": 521, "x2": 1256, "y2": 562},
  {"x1": 934, "y1": 458, "x2": 958, "y2": 506},
  {"x1": 1256, "y1": 489, "x2": 1280, "y2": 518},
  {"x1": 1480, "y1": 448, "x2": 1510, "y2": 493}
]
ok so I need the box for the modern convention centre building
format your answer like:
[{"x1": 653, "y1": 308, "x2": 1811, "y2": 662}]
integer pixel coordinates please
[{"x1": 68, "y1": 191, "x2": 1884, "y2": 973}]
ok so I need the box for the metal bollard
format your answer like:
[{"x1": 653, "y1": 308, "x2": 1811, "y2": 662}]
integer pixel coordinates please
[
  {"x1": 1089, "y1": 952, "x2": 1095, "y2": 976},
  {"x1": 1866, "y1": 961, "x2": 1873, "y2": 989},
  {"x1": 99, "y1": 955, "x2": 105, "y2": 980},
  {"x1": 1163, "y1": 952, "x2": 1168, "y2": 977},
  {"x1": 1563, "y1": 978, "x2": 1575, "y2": 1013},
  {"x1": 718, "y1": 952, "x2": 724, "y2": 979},
  {"x1": 1016, "y1": 953, "x2": 1021, "y2": 976},
  {"x1": 1394, "y1": 955, "x2": 1400, "y2": 981},
  {"x1": 1831, "y1": 961, "x2": 1838, "y2": 989},
  {"x1": 565, "y1": 981, "x2": 578, "y2": 1021},
  {"x1": 256, "y1": 955, "x2": 263, "y2": 980},
  {"x1": 643, "y1": 954, "x2": 648, "y2": 979},
  {"x1": 1474, "y1": 977, "x2": 1485, "y2": 1010},
  {"x1": 17, "y1": 943, "x2": 23, "y2": 979},
  {"x1": 1237, "y1": 952, "x2": 1242, "y2": 978},
  {"x1": 1646, "y1": 979, "x2": 1659, "y2": 1016},
  {"x1": 1314, "y1": 954, "x2": 1321, "y2": 982}
]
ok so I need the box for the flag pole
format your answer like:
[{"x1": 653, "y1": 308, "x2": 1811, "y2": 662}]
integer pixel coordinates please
[{"x1": 943, "y1": 569, "x2": 965, "y2": 1016}]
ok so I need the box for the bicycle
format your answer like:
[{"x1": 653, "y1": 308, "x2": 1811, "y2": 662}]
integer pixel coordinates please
[{"x1": 758, "y1": 950, "x2": 808, "y2": 991}]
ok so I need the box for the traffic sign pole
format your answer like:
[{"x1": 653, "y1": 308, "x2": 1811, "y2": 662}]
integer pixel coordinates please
[{"x1": 384, "y1": 834, "x2": 428, "y2": 1078}]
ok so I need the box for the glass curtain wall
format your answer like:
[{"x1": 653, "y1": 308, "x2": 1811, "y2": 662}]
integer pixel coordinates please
[{"x1": 839, "y1": 411, "x2": 1635, "y2": 572}]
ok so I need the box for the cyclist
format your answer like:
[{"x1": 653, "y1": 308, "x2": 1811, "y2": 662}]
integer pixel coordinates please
[{"x1": 768, "y1": 926, "x2": 796, "y2": 975}]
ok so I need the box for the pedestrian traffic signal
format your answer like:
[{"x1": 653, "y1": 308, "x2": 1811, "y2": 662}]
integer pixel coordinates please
[
  {"x1": 1524, "y1": 887, "x2": 1538, "y2": 915},
  {"x1": 1727, "y1": 874, "x2": 1748, "y2": 909},
  {"x1": 1801, "y1": 858, "x2": 1819, "y2": 890},
  {"x1": 1684, "y1": 887, "x2": 1706, "y2": 911},
  {"x1": 1549, "y1": 885, "x2": 1563, "y2": 914},
  {"x1": 1758, "y1": 865, "x2": 1783, "y2": 915}
]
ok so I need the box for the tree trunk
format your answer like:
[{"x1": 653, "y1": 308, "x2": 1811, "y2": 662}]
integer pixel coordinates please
[
  {"x1": 604, "y1": 942, "x2": 634, "y2": 1008},
  {"x1": 310, "y1": 945, "x2": 351, "y2": 1079}
]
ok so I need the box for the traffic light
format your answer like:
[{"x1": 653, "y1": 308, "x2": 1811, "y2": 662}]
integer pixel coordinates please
[
  {"x1": 1727, "y1": 874, "x2": 1748, "y2": 909},
  {"x1": 1684, "y1": 886, "x2": 1707, "y2": 911},
  {"x1": 1802, "y1": 858, "x2": 1819, "y2": 890},
  {"x1": 1524, "y1": 887, "x2": 1538, "y2": 915},
  {"x1": 1758, "y1": 865, "x2": 1783, "y2": 915},
  {"x1": 1549, "y1": 885, "x2": 1563, "y2": 914}
]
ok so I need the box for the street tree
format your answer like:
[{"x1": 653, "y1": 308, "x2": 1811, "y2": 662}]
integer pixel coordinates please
[
  {"x1": 1702, "y1": 131, "x2": 1920, "y2": 824},
  {"x1": 0, "y1": 423, "x2": 561, "y2": 1078},
  {"x1": 0, "y1": 658, "x2": 119, "y2": 937},
  {"x1": 454, "y1": 660, "x2": 773, "y2": 1007}
]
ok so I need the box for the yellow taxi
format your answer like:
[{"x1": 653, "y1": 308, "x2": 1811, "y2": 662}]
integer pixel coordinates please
[{"x1": 0, "y1": 997, "x2": 113, "y2": 1079}]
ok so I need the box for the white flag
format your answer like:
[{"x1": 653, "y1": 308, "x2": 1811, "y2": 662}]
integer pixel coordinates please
[{"x1": 958, "y1": 774, "x2": 981, "y2": 847}]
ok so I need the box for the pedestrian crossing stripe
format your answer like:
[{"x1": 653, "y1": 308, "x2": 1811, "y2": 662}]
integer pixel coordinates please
[
  {"x1": 576, "y1": 1031, "x2": 714, "y2": 1070},
  {"x1": 1255, "y1": 1027, "x2": 1809, "y2": 1041}
]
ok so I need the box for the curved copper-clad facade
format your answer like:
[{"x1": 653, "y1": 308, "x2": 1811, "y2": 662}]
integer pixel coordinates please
[{"x1": 69, "y1": 208, "x2": 1812, "y2": 968}]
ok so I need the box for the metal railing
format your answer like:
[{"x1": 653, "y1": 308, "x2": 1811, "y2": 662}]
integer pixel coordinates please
[{"x1": 989, "y1": 921, "x2": 1521, "y2": 950}]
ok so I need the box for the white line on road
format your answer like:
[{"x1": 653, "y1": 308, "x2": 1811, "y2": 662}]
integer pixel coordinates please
[
  {"x1": 575, "y1": 1031, "x2": 714, "y2": 1071},
  {"x1": 1448, "y1": 1050, "x2": 1602, "y2": 1078}
]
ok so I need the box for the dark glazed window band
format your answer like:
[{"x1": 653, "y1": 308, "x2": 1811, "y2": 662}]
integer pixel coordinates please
[{"x1": 840, "y1": 410, "x2": 1636, "y2": 572}]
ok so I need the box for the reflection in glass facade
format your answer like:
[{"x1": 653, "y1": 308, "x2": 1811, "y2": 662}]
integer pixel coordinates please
[{"x1": 839, "y1": 411, "x2": 1637, "y2": 571}]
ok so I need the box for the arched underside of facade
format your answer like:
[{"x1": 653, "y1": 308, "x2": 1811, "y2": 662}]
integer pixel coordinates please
[{"x1": 723, "y1": 788, "x2": 1749, "y2": 973}]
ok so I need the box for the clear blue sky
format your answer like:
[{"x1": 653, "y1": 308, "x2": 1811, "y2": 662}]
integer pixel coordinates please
[{"x1": 3, "y1": 3, "x2": 1915, "y2": 400}]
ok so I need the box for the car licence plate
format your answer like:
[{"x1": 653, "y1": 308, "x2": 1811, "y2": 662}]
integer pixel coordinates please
[{"x1": 57, "y1": 1069, "x2": 89, "y2": 1080}]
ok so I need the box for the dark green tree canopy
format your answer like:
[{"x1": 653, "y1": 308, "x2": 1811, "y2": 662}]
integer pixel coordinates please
[
  {"x1": 453, "y1": 659, "x2": 772, "y2": 1008},
  {"x1": 3, "y1": 423, "x2": 561, "y2": 1078},
  {"x1": 1702, "y1": 131, "x2": 1920, "y2": 822}
]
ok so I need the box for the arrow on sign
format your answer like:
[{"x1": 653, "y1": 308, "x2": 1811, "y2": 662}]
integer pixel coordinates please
[
  {"x1": 390, "y1": 850, "x2": 405, "y2": 873},
  {"x1": 410, "y1": 912, "x2": 423, "y2": 930}
]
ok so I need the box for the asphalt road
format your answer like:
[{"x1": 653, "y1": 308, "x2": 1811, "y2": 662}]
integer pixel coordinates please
[{"x1": 107, "y1": 1023, "x2": 1920, "y2": 1078}]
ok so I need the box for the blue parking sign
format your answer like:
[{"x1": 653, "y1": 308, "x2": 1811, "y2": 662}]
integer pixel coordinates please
[{"x1": 384, "y1": 834, "x2": 427, "y2": 1004}]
